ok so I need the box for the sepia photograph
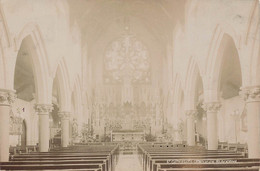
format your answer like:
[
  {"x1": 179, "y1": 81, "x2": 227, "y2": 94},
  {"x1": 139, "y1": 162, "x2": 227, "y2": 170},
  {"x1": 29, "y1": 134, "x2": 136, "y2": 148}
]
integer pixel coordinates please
[{"x1": 0, "y1": 0, "x2": 259, "y2": 170}]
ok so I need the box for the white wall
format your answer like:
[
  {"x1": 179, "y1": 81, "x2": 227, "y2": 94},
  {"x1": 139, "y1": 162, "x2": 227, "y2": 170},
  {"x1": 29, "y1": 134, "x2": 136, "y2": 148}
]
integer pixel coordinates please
[
  {"x1": 9, "y1": 98, "x2": 39, "y2": 146},
  {"x1": 221, "y1": 96, "x2": 247, "y2": 144}
]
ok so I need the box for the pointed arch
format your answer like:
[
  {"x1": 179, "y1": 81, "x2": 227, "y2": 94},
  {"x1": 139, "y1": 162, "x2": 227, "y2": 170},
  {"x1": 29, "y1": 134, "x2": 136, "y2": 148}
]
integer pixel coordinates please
[
  {"x1": 207, "y1": 25, "x2": 239, "y2": 66},
  {"x1": 206, "y1": 24, "x2": 242, "y2": 82},
  {"x1": 245, "y1": 0, "x2": 259, "y2": 45},
  {"x1": 251, "y1": 27, "x2": 260, "y2": 85},
  {"x1": 173, "y1": 73, "x2": 183, "y2": 107},
  {"x1": 206, "y1": 33, "x2": 243, "y2": 94},
  {"x1": 0, "y1": 5, "x2": 12, "y2": 88},
  {"x1": 12, "y1": 23, "x2": 50, "y2": 103},
  {"x1": 53, "y1": 57, "x2": 71, "y2": 111},
  {"x1": 184, "y1": 57, "x2": 203, "y2": 109},
  {"x1": 0, "y1": 44, "x2": 5, "y2": 88},
  {"x1": 245, "y1": 2, "x2": 260, "y2": 86},
  {"x1": 172, "y1": 73, "x2": 185, "y2": 123},
  {"x1": 71, "y1": 91, "x2": 76, "y2": 117},
  {"x1": 0, "y1": 4, "x2": 11, "y2": 48},
  {"x1": 71, "y1": 74, "x2": 83, "y2": 120},
  {"x1": 173, "y1": 73, "x2": 183, "y2": 92}
]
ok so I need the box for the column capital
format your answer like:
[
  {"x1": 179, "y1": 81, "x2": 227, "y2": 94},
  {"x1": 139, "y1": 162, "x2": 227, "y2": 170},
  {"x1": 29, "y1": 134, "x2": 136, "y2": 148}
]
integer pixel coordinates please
[
  {"x1": 239, "y1": 86, "x2": 260, "y2": 102},
  {"x1": 203, "y1": 102, "x2": 221, "y2": 113},
  {"x1": 58, "y1": 111, "x2": 70, "y2": 119},
  {"x1": 0, "y1": 89, "x2": 16, "y2": 106},
  {"x1": 34, "y1": 104, "x2": 53, "y2": 114},
  {"x1": 185, "y1": 110, "x2": 197, "y2": 118}
]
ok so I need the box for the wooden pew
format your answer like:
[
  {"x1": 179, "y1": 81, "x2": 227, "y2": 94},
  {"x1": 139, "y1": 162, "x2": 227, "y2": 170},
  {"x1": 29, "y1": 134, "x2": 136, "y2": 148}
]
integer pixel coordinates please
[
  {"x1": 0, "y1": 163, "x2": 104, "y2": 170},
  {"x1": 11, "y1": 156, "x2": 108, "y2": 161},
  {"x1": 156, "y1": 162, "x2": 260, "y2": 170},
  {"x1": 218, "y1": 142, "x2": 248, "y2": 154},
  {"x1": 4, "y1": 143, "x2": 119, "y2": 171},
  {"x1": 1, "y1": 159, "x2": 107, "y2": 164},
  {"x1": 138, "y1": 144, "x2": 260, "y2": 171},
  {"x1": 151, "y1": 158, "x2": 260, "y2": 171},
  {"x1": 10, "y1": 152, "x2": 117, "y2": 170},
  {"x1": 138, "y1": 145, "x2": 246, "y2": 171},
  {"x1": 147, "y1": 155, "x2": 246, "y2": 171},
  {"x1": 9, "y1": 155, "x2": 110, "y2": 171},
  {"x1": 158, "y1": 167, "x2": 260, "y2": 171}
]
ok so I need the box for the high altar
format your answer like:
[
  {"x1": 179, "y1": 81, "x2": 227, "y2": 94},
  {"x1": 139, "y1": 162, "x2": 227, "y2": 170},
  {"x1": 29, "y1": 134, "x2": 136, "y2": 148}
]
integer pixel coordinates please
[
  {"x1": 88, "y1": 32, "x2": 166, "y2": 140},
  {"x1": 111, "y1": 130, "x2": 145, "y2": 142},
  {"x1": 91, "y1": 101, "x2": 164, "y2": 139}
]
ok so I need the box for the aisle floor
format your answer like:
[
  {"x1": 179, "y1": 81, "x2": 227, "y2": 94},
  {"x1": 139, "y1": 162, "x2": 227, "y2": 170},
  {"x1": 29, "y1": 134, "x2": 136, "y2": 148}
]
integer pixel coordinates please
[{"x1": 115, "y1": 153, "x2": 143, "y2": 171}]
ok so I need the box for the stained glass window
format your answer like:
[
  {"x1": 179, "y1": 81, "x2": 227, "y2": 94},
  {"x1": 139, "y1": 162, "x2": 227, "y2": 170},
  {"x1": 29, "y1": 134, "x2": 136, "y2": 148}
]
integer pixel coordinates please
[{"x1": 104, "y1": 34, "x2": 150, "y2": 84}]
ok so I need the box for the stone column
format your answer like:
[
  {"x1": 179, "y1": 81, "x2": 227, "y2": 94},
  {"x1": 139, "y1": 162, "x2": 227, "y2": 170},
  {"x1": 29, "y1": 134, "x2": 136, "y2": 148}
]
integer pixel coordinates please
[
  {"x1": 0, "y1": 89, "x2": 16, "y2": 162},
  {"x1": 240, "y1": 86, "x2": 260, "y2": 158},
  {"x1": 202, "y1": 113, "x2": 207, "y2": 140},
  {"x1": 58, "y1": 112, "x2": 70, "y2": 147},
  {"x1": 185, "y1": 110, "x2": 196, "y2": 146},
  {"x1": 35, "y1": 104, "x2": 53, "y2": 152},
  {"x1": 203, "y1": 102, "x2": 221, "y2": 150}
]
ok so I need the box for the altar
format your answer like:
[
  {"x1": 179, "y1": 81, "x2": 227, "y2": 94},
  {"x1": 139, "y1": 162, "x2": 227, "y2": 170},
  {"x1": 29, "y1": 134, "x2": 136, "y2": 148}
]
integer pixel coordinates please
[{"x1": 111, "y1": 130, "x2": 145, "y2": 142}]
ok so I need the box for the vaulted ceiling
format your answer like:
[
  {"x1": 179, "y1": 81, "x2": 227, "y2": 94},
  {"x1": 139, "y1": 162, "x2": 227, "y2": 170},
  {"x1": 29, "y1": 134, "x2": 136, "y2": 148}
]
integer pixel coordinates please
[
  {"x1": 67, "y1": 0, "x2": 187, "y2": 87},
  {"x1": 67, "y1": 0, "x2": 187, "y2": 56}
]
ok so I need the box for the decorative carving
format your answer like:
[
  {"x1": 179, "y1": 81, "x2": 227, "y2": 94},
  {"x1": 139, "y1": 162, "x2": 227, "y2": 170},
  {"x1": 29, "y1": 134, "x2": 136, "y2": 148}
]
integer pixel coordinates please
[
  {"x1": 81, "y1": 123, "x2": 94, "y2": 142},
  {"x1": 72, "y1": 118, "x2": 78, "y2": 138},
  {"x1": 185, "y1": 110, "x2": 197, "y2": 118},
  {"x1": 240, "y1": 86, "x2": 260, "y2": 102},
  {"x1": 105, "y1": 120, "x2": 123, "y2": 131},
  {"x1": 133, "y1": 119, "x2": 150, "y2": 130},
  {"x1": 34, "y1": 104, "x2": 53, "y2": 114},
  {"x1": 0, "y1": 90, "x2": 16, "y2": 106},
  {"x1": 9, "y1": 116, "x2": 23, "y2": 135},
  {"x1": 9, "y1": 108, "x2": 23, "y2": 135},
  {"x1": 58, "y1": 111, "x2": 70, "y2": 119},
  {"x1": 177, "y1": 120, "x2": 184, "y2": 141},
  {"x1": 203, "y1": 102, "x2": 221, "y2": 113},
  {"x1": 99, "y1": 102, "x2": 155, "y2": 133}
]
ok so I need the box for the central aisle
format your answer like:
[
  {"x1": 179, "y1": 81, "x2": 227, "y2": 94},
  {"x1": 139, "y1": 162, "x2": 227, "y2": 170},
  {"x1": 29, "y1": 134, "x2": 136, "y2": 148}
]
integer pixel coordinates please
[{"x1": 115, "y1": 152, "x2": 142, "y2": 171}]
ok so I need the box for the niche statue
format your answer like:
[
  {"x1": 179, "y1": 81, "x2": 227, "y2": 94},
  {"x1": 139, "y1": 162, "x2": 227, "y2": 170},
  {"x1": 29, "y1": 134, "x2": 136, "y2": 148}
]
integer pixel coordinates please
[{"x1": 72, "y1": 118, "x2": 78, "y2": 138}]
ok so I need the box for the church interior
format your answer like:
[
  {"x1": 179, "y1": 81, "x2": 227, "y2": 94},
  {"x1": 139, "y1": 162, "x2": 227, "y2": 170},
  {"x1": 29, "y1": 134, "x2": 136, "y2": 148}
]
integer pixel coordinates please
[{"x1": 0, "y1": 0, "x2": 260, "y2": 170}]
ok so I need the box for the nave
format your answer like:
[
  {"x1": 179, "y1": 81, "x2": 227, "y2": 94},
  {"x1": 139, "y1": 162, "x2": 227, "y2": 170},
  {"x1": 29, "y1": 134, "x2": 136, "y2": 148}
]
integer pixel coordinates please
[
  {"x1": 1, "y1": 142, "x2": 260, "y2": 171},
  {"x1": 114, "y1": 150, "x2": 142, "y2": 171},
  {"x1": 0, "y1": 0, "x2": 260, "y2": 170}
]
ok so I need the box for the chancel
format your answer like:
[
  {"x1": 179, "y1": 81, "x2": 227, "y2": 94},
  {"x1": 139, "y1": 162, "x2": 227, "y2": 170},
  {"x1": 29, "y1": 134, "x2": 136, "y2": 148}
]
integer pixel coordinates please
[{"x1": 0, "y1": 0, "x2": 260, "y2": 171}]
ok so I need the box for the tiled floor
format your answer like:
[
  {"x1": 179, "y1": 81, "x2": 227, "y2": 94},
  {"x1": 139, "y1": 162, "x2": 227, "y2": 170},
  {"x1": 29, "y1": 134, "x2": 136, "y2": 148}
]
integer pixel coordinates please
[{"x1": 115, "y1": 153, "x2": 143, "y2": 171}]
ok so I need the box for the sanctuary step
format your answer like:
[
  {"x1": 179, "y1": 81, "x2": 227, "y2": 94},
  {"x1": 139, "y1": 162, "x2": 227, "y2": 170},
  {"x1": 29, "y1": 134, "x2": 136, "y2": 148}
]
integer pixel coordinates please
[{"x1": 119, "y1": 142, "x2": 137, "y2": 155}]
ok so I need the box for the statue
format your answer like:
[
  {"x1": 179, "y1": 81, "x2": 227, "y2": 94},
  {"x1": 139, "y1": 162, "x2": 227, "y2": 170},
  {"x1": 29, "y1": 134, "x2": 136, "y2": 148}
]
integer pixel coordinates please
[
  {"x1": 72, "y1": 118, "x2": 78, "y2": 138},
  {"x1": 241, "y1": 104, "x2": 247, "y2": 132}
]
